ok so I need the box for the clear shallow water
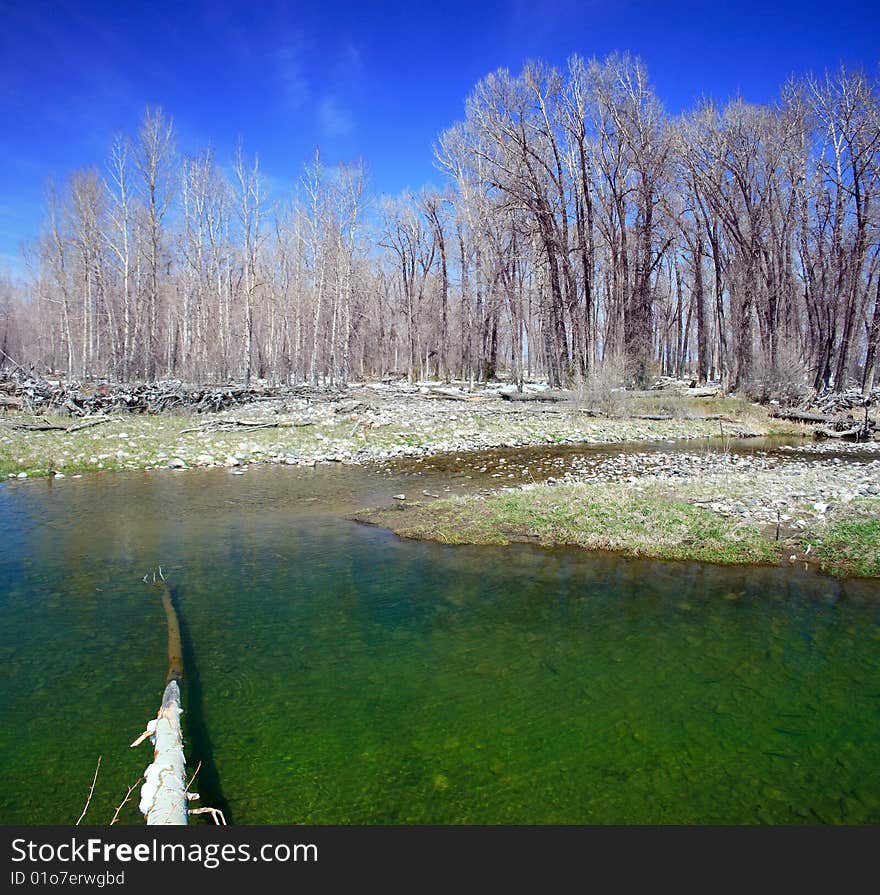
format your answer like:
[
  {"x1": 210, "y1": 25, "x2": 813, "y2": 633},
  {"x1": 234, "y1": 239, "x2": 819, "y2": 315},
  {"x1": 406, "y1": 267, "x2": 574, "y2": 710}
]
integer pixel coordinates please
[{"x1": 1, "y1": 463, "x2": 878, "y2": 824}]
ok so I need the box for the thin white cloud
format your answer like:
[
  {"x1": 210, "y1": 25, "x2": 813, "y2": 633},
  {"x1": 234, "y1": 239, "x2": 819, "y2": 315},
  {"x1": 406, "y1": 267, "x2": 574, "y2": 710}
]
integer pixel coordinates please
[
  {"x1": 317, "y1": 97, "x2": 354, "y2": 137},
  {"x1": 335, "y1": 41, "x2": 363, "y2": 81},
  {"x1": 274, "y1": 44, "x2": 310, "y2": 110}
]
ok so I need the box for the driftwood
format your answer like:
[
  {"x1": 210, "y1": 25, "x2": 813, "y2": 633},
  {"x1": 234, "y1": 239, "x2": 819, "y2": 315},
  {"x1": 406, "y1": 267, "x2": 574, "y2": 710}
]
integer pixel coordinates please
[
  {"x1": 2, "y1": 416, "x2": 115, "y2": 434},
  {"x1": 500, "y1": 389, "x2": 574, "y2": 402},
  {"x1": 775, "y1": 402, "x2": 876, "y2": 441},
  {"x1": 628, "y1": 386, "x2": 721, "y2": 399},
  {"x1": 803, "y1": 387, "x2": 880, "y2": 416},
  {"x1": 771, "y1": 409, "x2": 829, "y2": 424},
  {"x1": 684, "y1": 386, "x2": 723, "y2": 398},
  {"x1": 421, "y1": 388, "x2": 487, "y2": 402},
  {"x1": 180, "y1": 418, "x2": 313, "y2": 434},
  {"x1": 814, "y1": 426, "x2": 870, "y2": 441}
]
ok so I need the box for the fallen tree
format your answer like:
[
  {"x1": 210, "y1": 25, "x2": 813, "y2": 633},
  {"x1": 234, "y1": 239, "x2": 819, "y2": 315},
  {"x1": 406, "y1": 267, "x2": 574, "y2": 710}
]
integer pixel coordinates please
[
  {"x1": 1, "y1": 416, "x2": 114, "y2": 434},
  {"x1": 771, "y1": 409, "x2": 831, "y2": 424},
  {"x1": 130, "y1": 570, "x2": 225, "y2": 825},
  {"x1": 500, "y1": 389, "x2": 575, "y2": 402},
  {"x1": 179, "y1": 418, "x2": 313, "y2": 434}
]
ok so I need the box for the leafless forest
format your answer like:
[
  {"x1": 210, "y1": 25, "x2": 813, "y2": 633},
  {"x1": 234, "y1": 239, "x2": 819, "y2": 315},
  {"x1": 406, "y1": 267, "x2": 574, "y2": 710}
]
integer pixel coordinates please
[{"x1": 2, "y1": 54, "x2": 879, "y2": 396}]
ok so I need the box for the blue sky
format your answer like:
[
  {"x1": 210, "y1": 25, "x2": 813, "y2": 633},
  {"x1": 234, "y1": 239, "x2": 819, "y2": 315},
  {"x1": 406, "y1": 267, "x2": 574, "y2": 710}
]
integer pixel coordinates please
[{"x1": 1, "y1": 0, "x2": 878, "y2": 274}]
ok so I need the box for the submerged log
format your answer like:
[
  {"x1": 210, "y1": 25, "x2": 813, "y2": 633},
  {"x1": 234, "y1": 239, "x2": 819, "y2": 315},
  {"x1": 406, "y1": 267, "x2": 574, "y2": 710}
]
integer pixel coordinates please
[
  {"x1": 132, "y1": 575, "x2": 189, "y2": 825},
  {"x1": 129, "y1": 572, "x2": 226, "y2": 825}
]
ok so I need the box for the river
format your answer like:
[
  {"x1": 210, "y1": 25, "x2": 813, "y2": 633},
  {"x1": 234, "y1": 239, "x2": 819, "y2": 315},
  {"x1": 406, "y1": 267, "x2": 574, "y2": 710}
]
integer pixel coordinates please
[{"x1": 1, "y1": 441, "x2": 878, "y2": 823}]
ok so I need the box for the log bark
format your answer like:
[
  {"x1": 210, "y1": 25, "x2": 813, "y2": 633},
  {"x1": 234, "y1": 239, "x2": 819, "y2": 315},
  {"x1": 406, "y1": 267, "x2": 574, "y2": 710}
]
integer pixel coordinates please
[
  {"x1": 500, "y1": 389, "x2": 574, "y2": 402},
  {"x1": 133, "y1": 577, "x2": 188, "y2": 825},
  {"x1": 138, "y1": 679, "x2": 188, "y2": 825}
]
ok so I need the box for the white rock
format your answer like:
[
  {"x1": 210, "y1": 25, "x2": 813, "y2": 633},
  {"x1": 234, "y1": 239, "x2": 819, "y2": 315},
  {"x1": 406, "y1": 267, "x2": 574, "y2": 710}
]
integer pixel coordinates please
[
  {"x1": 17, "y1": 472, "x2": 28, "y2": 479},
  {"x1": 393, "y1": 493, "x2": 406, "y2": 500},
  {"x1": 168, "y1": 458, "x2": 187, "y2": 469}
]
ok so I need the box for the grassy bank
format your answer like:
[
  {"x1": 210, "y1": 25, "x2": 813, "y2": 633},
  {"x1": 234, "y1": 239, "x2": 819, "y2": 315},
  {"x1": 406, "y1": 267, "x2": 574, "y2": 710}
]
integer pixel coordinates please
[
  {"x1": 813, "y1": 501, "x2": 880, "y2": 578},
  {"x1": 356, "y1": 486, "x2": 880, "y2": 579},
  {"x1": 357, "y1": 483, "x2": 779, "y2": 565}
]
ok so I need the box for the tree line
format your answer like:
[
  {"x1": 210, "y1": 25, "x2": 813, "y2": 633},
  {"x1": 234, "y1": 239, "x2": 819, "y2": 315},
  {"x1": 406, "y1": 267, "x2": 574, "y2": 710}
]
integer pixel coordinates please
[{"x1": 2, "y1": 54, "x2": 879, "y2": 395}]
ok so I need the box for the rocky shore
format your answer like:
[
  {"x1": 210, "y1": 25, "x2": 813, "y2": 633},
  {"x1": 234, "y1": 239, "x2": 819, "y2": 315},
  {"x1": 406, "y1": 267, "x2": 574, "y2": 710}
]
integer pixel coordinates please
[
  {"x1": 0, "y1": 382, "x2": 804, "y2": 478},
  {"x1": 525, "y1": 443, "x2": 880, "y2": 533}
]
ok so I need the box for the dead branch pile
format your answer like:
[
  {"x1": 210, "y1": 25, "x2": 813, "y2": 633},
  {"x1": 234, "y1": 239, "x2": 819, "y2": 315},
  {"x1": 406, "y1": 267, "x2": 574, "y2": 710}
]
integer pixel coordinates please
[
  {"x1": 801, "y1": 388, "x2": 880, "y2": 416},
  {"x1": 772, "y1": 388, "x2": 880, "y2": 441},
  {"x1": 0, "y1": 371, "x2": 308, "y2": 416}
]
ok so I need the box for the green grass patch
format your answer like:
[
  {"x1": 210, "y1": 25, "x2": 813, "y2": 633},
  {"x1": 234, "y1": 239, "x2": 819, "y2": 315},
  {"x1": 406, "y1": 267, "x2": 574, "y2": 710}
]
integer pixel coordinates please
[
  {"x1": 812, "y1": 500, "x2": 880, "y2": 578},
  {"x1": 358, "y1": 482, "x2": 780, "y2": 567}
]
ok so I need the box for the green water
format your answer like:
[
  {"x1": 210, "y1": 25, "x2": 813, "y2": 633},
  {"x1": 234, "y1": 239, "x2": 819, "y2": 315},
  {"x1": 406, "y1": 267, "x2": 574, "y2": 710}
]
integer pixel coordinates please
[{"x1": 1, "y1": 462, "x2": 879, "y2": 824}]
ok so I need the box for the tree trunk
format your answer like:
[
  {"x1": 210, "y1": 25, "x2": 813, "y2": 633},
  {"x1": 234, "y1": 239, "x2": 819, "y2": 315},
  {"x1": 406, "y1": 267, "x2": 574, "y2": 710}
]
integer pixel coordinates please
[{"x1": 135, "y1": 579, "x2": 187, "y2": 825}]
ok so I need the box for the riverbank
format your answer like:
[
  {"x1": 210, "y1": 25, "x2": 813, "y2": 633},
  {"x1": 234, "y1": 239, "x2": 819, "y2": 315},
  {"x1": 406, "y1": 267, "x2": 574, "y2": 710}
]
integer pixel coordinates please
[
  {"x1": 0, "y1": 384, "x2": 810, "y2": 478},
  {"x1": 355, "y1": 444, "x2": 880, "y2": 579},
  {"x1": 4, "y1": 383, "x2": 877, "y2": 577}
]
